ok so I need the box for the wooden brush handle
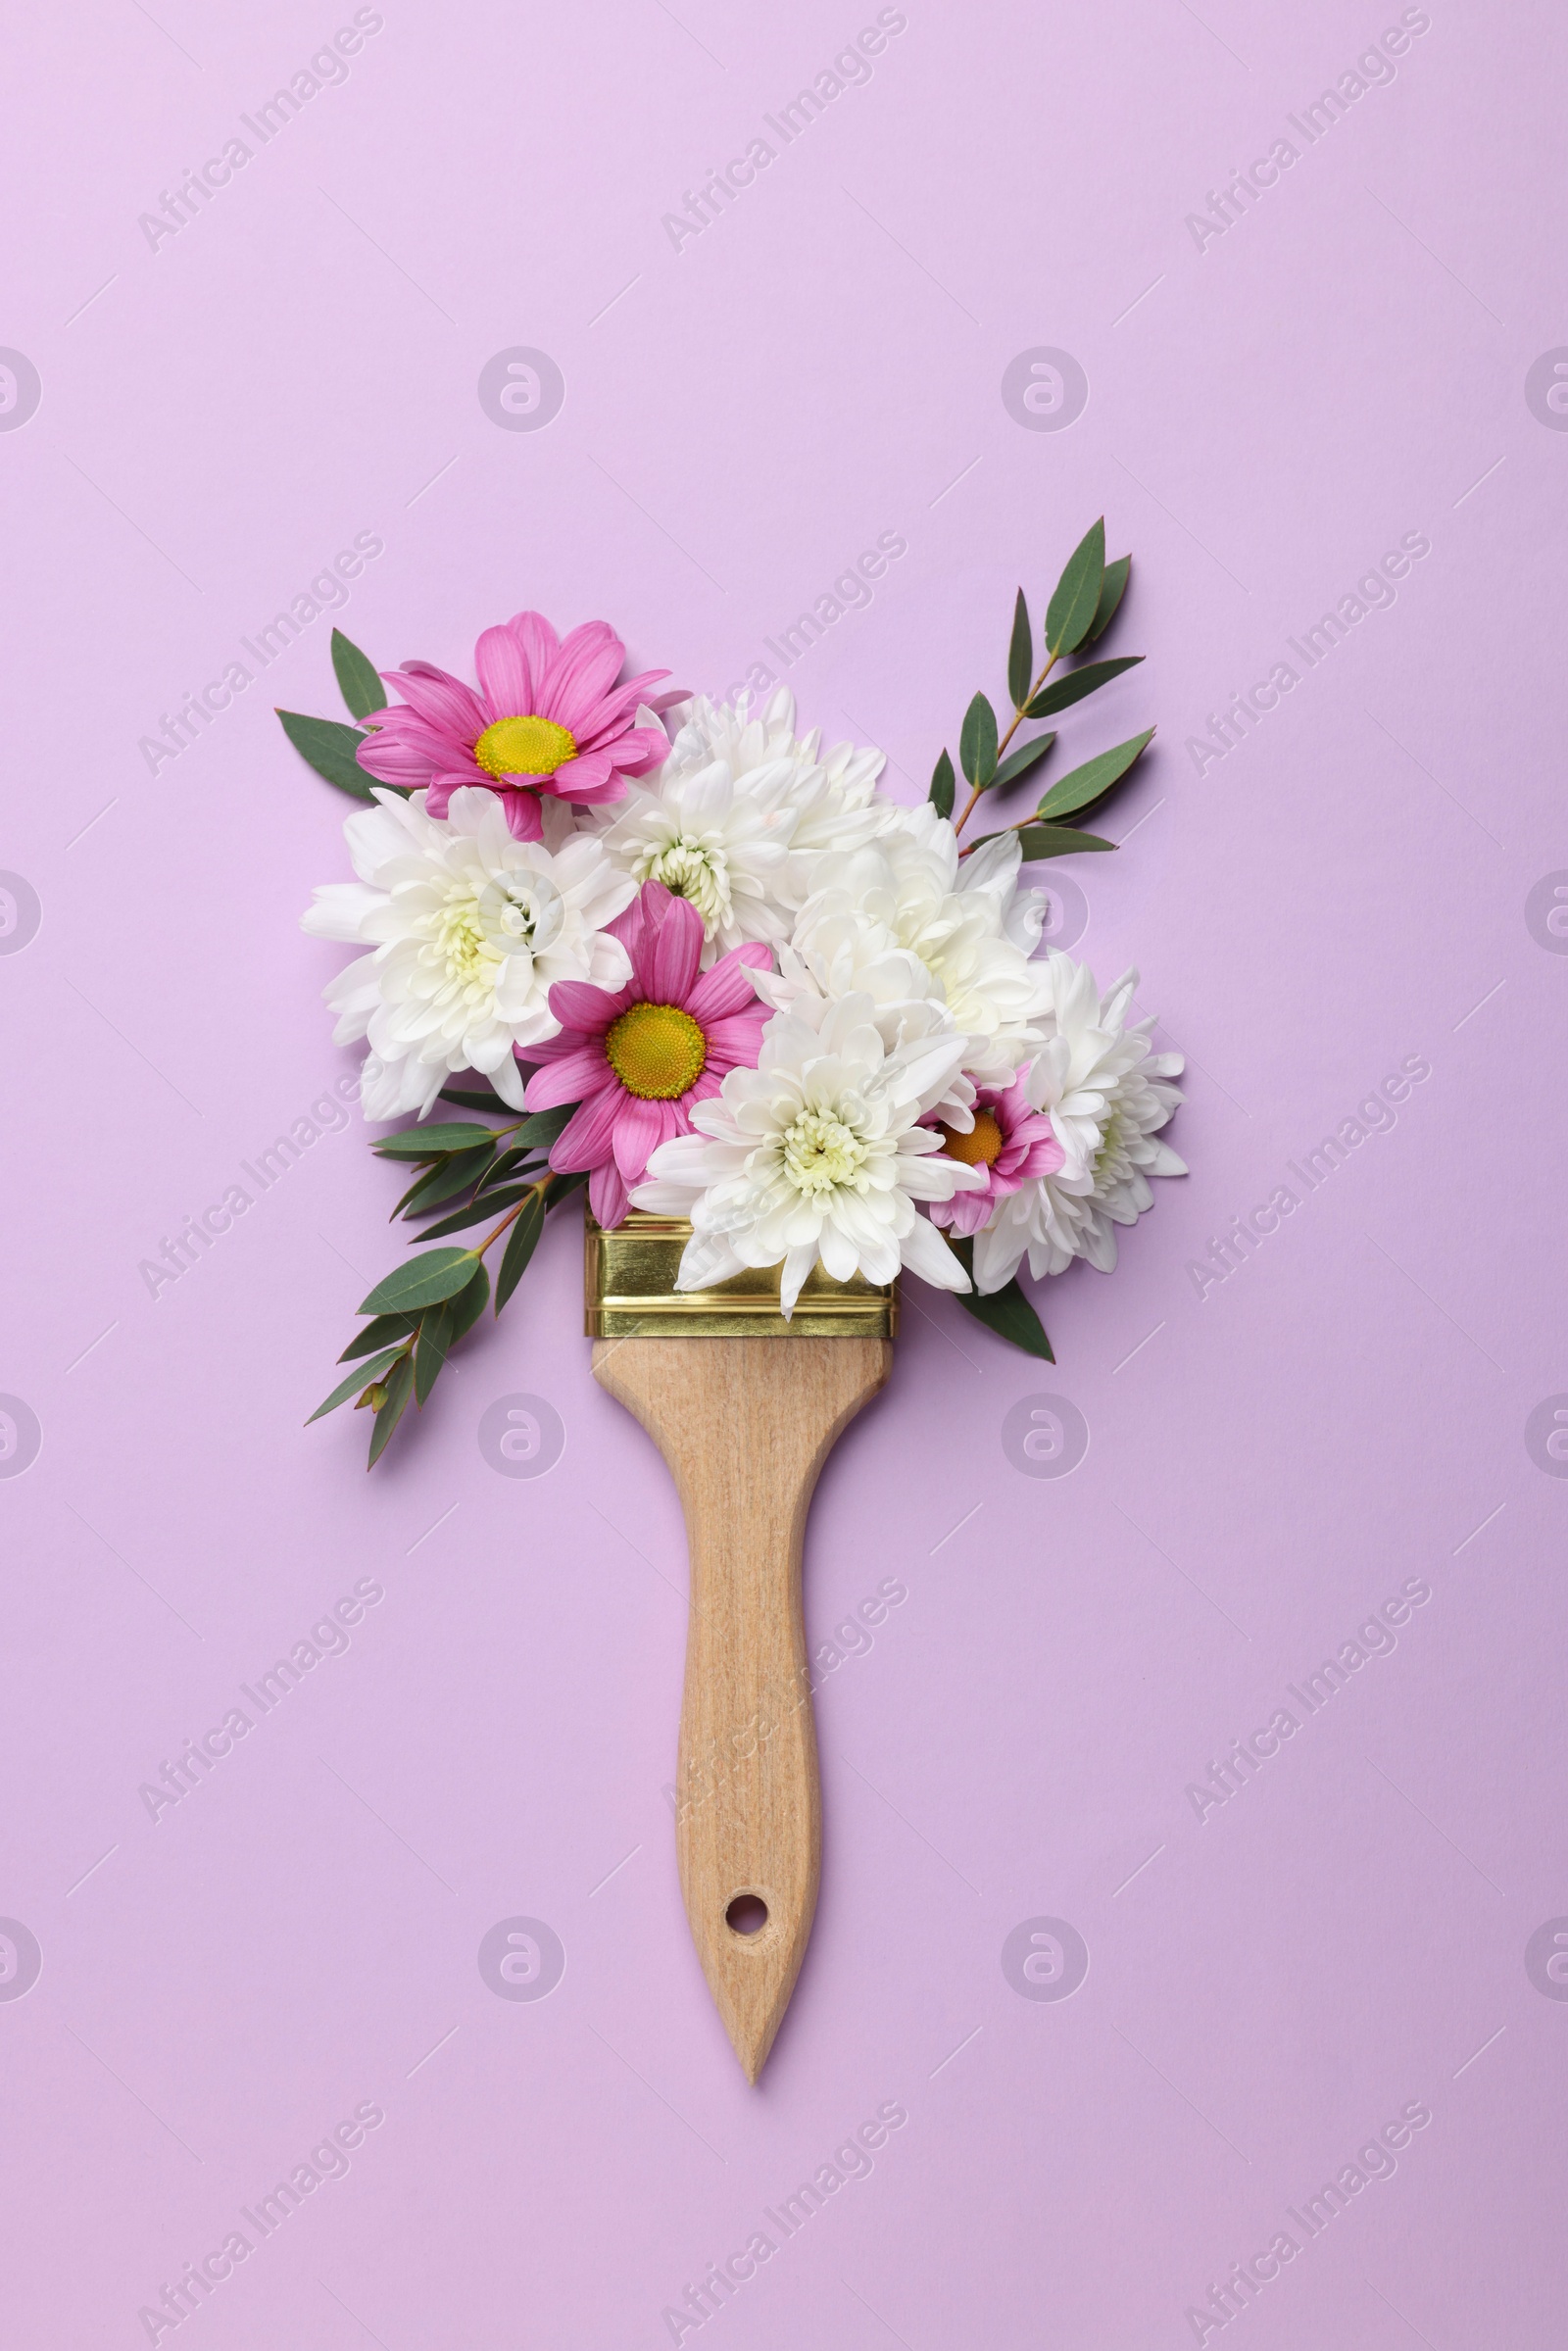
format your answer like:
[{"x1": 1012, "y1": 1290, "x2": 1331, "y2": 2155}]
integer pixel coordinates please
[{"x1": 592, "y1": 1334, "x2": 891, "y2": 2082}]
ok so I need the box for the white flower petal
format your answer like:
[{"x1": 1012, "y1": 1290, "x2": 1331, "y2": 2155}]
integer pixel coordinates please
[
  {"x1": 899, "y1": 1213, "x2": 970, "y2": 1292},
  {"x1": 991, "y1": 950, "x2": 1187, "y2": 1276},
  {"x1": 303, "y1": 795, "x2": 630, "y2": 1119}
]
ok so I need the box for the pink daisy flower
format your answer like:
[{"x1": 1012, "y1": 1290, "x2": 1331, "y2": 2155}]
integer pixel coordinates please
[
  {"x1": 523, "y1": 882, "x2": 771, "y2": 1228},
  {"x1": 927, "y1": 1069, "x2": 1064, "y2": 1238},
  {"x1": 356, "y1": 610, "x2": 680, "y2": 843}
]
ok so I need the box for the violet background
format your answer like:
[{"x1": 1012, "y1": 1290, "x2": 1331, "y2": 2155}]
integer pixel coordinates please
[{"x1": 2, "y1": 1, "x2": 1565, "y2": 2344}]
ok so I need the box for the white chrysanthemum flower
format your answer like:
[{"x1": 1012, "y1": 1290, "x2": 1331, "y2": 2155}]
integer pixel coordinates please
[
  {"x1": 790, "y1": 812, "x2": 1051, "y2": 1082},
  {"x1": 972, "y1": 953, "x2": 1186, "y2": 1291},
  {"x1": 753, "y1": 935, "x2": 977, "y2": 1133},
  {"x1": 665, "y1": 687, "x2": 897, "y2": 906},
  {"x1": 597, "y1": 757, "x2": 793, "y2": 959},
  {"x1": 631, "y1": 992, "x2": 987, "y2": 1314},
  {"x1": 302, "y1": 786, "x2": 635, "y2": 1121}
]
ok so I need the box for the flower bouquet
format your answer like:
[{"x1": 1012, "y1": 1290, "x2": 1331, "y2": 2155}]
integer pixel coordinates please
[
  {"x1": 288, "y1": 517, "x2": 1184, "y2": 1454},
  {"x1": 282, "y1": 518, "x2": 1186, "y2": 2074}
]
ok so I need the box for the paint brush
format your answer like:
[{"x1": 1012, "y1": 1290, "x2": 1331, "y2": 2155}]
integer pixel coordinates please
[{"x1": 586, "y1": 1205, "x2": 895, "y2": 2082}]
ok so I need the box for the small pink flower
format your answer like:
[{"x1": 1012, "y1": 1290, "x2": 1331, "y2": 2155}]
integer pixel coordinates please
[
  {"x1": 927, "y1": 1070, "x2": 1063, "y2": 1238},
  {"x1": 523, "y1": 882, "x2": 770, "y2": 1227},
  {"x1": 356, "y1": 610, "x2": 681, "y2": 843}
]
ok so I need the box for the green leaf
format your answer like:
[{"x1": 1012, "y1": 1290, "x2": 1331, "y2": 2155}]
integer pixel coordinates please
[
  {"x1": 958, "y1": 693, "x2": 999, "y2": 789},
  {"x1": 339, "y1": 1312, "x2": 420, "y2": 1362},
  {"x1": 440, "y1": 1086, "x2": 514, "y2": 1110},
  {"x1": 415, "y1": 1179, "x2": 538, "y2": 1242},
  {"x1": 485, "y1": 1147, "x2": 533, "y2": 1187},
  {"x1": 1045, "y1": 517, "x2": 1105, "y2": 658},
  {"x1": 276, "y1": 709, "x2": 373, "y2": 799},
  {"x1": 358, "y1": 1249, "x2": 478, "y2": 1316},
  {"x1": 414, "y1": 1307, "x2": 449, "y2": 1405},
  {"x1": 991, "y1": 731, "x2": 1056, "y2": 795},
  {"x1": 494, "y1": 1192, "x2": 547, "y2": 1314},
  {"x1": 446, "y1": 1261, "x2": 491, "y2": 1343},
  {"x1": 1015, "y1": 824, "x2": 1117, "y2": 859},
  {"x1": 390, "y1": 1147, "x2": 494, "y2": 1220},
  {"x1": 958, "y1": 1278, "x2": 1055, "y2": 1358},
  {"x1": 951, "y1": 1239, "x2": 1054, "y2": 1358},
  {"x1": 545, "y1": 1168, "x2": 588, "y2": 1208},
  {"x1": 1025, "y1": 655, "x2": 1143, "y2": 720},
  {"x1": 514, "y1": 1103, "x2": 577, "y2": 1151},
  {"x1": 388, "y1": 1165, "x2": 435, "y2": 1221},
  {"x1": 367, "y1": 1353, "x2": 416, "y2": 1467},
  {"x1": 1087, "y1": 555, "x2": 1130, "y2": 644},
  {"x1": 308, "y1": 1347, "x2": 405, "y2": 1424},
  {"x1": 330, "y1": 629, "x2": 386, "y2": 720},
  {"x1": 1037, "y1": 728, "x2": 1154, "y2": 822},
  {"x1": 372, "y1": 1122, "x2": 504, "y2": 1161},
  {"x1": 1007, "y1": 589, "x2": 1033, "y2": 710},
  {"x1": 928, "y1": 748, "x2": 956, "y2": 820},
  {"x1": 395, "y1": 1146, "x2": 496, "y2": 1220}
]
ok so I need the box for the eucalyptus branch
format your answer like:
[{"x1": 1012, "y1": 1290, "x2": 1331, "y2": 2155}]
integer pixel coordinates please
[
  {"x1": 312, "y1": 1118, "x2": 583, "y2": 1466},
  {"x1": 954, "y1": 649, "x2": 1060, "y2": 836},
  {"x1": 937, "y1": 526, "x2": 1149, "y2": 878}
]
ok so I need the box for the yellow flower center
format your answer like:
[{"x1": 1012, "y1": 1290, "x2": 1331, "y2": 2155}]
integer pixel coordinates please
[
  {"x1": 941, "y1": 1110, "x2": 1004, "y2": 1167},
  {"x1": 433, "y1": 896, "x2": 494, "y2": 989},
  {"x1": 474, "y1": 713, "x2": 577, "y2": 778},
  {"x1": 780, "y1": 1109, "x2": 869, "y2": 1196},
  {"x1": 604, "y1": 1003, "x2": 708, "y2": 1100}
]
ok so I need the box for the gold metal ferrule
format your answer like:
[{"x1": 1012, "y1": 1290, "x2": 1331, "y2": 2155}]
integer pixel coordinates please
[{"x1": 583, "y1": 1207, "x2": 899, "y2": 1339}]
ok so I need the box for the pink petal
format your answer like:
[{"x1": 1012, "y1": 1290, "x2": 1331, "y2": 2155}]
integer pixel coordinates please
[
  {"x1": 685, "y1": 944, "x2": 771, "y2": 1025},
  {"x1": 357, "y1": 708, "x2": 456, "y2": 759},
  {"x1": 545, "y1": 749, "x2": 616, "y2": 802},
  {"x1": 621, "y1": 663, "x2": 677, "y2": 704},
  {"x1": 541, "y1": 625, "x2": 626, "y2": 733},
  {"x1": 702, "y1": 1011, "x2": 768, "y2": 1069},
  {"x1": 356, "y1": 732, "x2": 443, "y2": 785},
  {"x1": 608, "y1": 724, "x2": 674, "y2": 779},
  {"x1": 612, "y1": 1095, "x2": 662, "y2": 1180},
  {"x1": 1019, "y1": 1133, "x2": 1065, "y2": 1178},
  {"x1": 355, "y1": 736, "x2": 420, "y2": 785},
  {"x1": 500, "y1": 787, "x2": 544, "y2": 842},
  {"x1": 506, "y1": 612, "x2": 561, "y2": 689},
  {"x1": 386, "y1": 661, "x2": 486, "y2": 742},
  {"x1": 608, "y1": 890, "x2": 648, "y2": 960},
  {"x1": 523, "y1": 1047, "x2": 609, "y2": 1109},
  {"x1": 550, "y1": 1086, "x2": 625, "y2": 1173},
  {"x1": 936, "y1": 1190, "x2": 991, "y2": 1238},
  {"x1": 473, "y1": 620, "x2": 535, "y2": 717},
  {"x1": 579, "y1": 669, "x2": 672, "y2": 734},
  {"x1": 432, "y1": 765, "x2": 489, "y2": 811},
  {"x1": 528, "y1": 1021, "x2": 611, "y2": 1064},
  {"x1": 589, "y1": 1160, "x2": 628, "y2": 1228},
  {"x1": 548, "y1": 978, "x2": 629, "y2": 1032},
  {"x1": 632, "y1": 886, "x2": 703, "y2": 1004}
]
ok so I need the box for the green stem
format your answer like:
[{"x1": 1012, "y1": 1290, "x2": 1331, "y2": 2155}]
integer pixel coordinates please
[
  {"x1": 953, "y1": 650, "x2": 1060, "y2": 836},
  {"x1": 470, "y1": 1171, "x2": 556, "y2": 1261}
]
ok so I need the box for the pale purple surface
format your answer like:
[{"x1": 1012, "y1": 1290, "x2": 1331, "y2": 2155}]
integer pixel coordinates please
[{"x1": 2, "y1": 2, "x2": 1565, "y2": 2345}]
